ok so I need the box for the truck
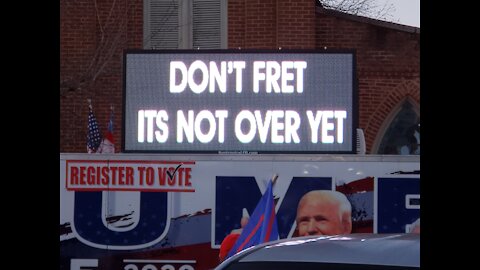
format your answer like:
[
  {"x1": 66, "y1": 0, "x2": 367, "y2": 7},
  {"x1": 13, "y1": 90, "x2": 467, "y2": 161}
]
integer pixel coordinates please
[{"x1": 60, "y1": 153, "x2": 420, "y2": 270}]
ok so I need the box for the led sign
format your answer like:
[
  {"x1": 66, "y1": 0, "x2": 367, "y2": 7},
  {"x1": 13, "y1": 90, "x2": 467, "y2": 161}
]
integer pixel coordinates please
[{"x1": 123, "y1": 50, "x2": 357, "y2": 153}]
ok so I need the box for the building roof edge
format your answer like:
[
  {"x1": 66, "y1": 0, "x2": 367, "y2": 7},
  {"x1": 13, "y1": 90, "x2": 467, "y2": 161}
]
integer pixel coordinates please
[{"x1": 315, "y1": 6, "x2": 420, "y2": 34}]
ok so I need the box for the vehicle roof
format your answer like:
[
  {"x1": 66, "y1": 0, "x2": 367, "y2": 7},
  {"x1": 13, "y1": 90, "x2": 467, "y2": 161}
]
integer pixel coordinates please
[{"x1": 221, "y1": 233, "x2": 419, "y2": 268}]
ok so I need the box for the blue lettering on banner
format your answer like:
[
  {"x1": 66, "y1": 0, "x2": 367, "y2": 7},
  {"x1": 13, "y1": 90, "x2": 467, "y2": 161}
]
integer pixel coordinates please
[
  {"x1": 377, "y1": 177, "x2": 420, "y2": 233},
  {"x1": 73, "y1": 191, "x2": 169, "y2": 249},
  {"x1": 215, "y1": 177, "x2": 260, "y2": 245},
  {"x1": 215, "y1": 176, "x2": 332, "y2": 244}
]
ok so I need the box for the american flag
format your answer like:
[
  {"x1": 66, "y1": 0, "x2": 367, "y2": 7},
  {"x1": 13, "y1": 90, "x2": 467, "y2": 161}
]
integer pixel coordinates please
[{"x1": 87, "y1": 107, "x2": 102, "y2": 153}]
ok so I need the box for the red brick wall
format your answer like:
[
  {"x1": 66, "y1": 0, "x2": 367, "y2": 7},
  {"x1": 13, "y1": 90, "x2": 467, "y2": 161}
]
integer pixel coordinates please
[
  {"x1": 228, "y1": 3, "x2": 419, "y2": 153},
  {"x1": 228, "y1": 0, "x2": 245, "y2": 48},
  {"x1": 315, "y1": 11, "x2": 420, "y2": 153},
  {"x1": 276, "y1": 0, "x2": 315, "y2": 48},
  {"x1": 60, "y1": 0, "x2": 142, "y2": 152},
  {"x1": 228, "y1": 0, "x2": 315, "y2": 49},
  {"x1": 60, "y1": 1, "x2": 419, "y2": 154}
]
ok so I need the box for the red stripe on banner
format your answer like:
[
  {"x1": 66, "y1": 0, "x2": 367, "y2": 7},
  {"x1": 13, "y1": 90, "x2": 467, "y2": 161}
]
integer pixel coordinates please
[
  {"x1": 66, "y1": 187, "x2": 196, "y2": 192},
  {"x1": 67, "y1": 160, "x2": 196, "y2": 165},
  {"x1": 336, "y1": 177, "x2": 374, "y2": 194},
  {"x1": 236, "y1": 215, "x2": 265, "y2": 252},
  {"x1": 264, "y1": 206, "x2": 275, "y2": 242}
]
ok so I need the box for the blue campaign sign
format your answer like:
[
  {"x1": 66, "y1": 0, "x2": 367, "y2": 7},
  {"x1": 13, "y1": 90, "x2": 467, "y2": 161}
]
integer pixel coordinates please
[
  {"x1": 73, "y1": 191, "x2": 170, "y2": 249},
  {"x1": 377, "y1": 177, "x2": 420, "y2": 233}
]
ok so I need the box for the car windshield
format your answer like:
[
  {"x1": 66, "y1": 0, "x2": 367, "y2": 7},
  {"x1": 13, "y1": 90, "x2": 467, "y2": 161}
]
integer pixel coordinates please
[{"x1": 222, "y1": 262, "x2": 419, "y2": 270}]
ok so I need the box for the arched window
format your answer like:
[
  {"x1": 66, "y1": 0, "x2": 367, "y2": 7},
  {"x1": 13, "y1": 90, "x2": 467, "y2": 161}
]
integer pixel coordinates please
[{"x1": 376, "y1": 100, "x2": 420, "y2": 155}]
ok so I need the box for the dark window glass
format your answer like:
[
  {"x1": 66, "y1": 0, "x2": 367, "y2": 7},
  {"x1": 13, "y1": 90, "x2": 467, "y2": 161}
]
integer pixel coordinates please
[{"x1": 377, "y1": 101, "x2": 420, "y2": 155}]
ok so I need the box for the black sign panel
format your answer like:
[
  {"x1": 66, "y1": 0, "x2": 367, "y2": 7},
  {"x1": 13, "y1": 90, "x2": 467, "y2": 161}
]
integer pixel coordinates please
[{"x1": 123, "y1": 50, "x2": 357, "y2": 153}]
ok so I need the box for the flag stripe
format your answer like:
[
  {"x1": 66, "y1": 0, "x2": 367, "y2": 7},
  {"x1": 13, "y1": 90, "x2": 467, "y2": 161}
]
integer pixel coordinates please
[
  {"x1": 97, "y1": 108, "x2": 115, "y2": 153},
  {"x1": 87, "y1": 108, "x2": 102, "y2": 153},
  {"x1": 235, "y1": 214, "x2": 265, "y2": 253},
  {"x1": 264, "y1": 205, "x2": 276, "y2": 242},
  {"x1": 226, "y1": 179, "x2": 279, "y2": 259}
]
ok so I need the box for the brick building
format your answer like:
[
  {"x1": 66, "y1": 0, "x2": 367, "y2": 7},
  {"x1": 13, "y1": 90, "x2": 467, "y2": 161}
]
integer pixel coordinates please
[{"x1": 60, "y1": 0, "x2": 419, "y2": 154}]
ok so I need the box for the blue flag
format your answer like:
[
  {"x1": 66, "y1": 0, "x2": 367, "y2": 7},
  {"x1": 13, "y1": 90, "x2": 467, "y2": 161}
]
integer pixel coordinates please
[{"x1": 226, "y1": 179, "x2": 279, "y2": 259}]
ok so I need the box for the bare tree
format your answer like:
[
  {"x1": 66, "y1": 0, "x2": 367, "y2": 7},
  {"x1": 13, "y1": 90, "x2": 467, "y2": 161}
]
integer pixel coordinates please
[
  {"x1": 60, "y1": 0, "x2": 396, "y2": 96},
  {"x1": 60, "y1": 0, "x2": 134, "y2": 96},
  {"x1": 318, "y1": 0, "x2": 396, "y2": 22}
]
